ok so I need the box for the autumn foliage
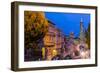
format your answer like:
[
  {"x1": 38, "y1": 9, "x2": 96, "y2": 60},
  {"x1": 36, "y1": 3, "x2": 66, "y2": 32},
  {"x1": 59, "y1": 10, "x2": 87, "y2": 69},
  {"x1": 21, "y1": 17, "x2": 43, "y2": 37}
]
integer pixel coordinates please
[{"x1": 24, "y1": 11, "x2": 49, "y2": 49}]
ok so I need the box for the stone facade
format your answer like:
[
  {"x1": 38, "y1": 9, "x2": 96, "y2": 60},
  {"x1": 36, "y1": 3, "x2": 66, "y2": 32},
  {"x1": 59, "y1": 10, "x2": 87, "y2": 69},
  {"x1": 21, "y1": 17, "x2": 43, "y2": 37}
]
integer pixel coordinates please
[{"x1": 43, "y1": 20, "x2": 66, "y2": 60}]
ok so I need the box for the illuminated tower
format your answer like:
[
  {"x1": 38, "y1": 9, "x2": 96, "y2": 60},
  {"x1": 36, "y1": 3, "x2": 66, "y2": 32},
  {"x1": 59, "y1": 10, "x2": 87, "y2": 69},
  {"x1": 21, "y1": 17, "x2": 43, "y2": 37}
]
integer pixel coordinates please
[{"x1": 79, "y1": 18, "x2": 86, "y2": 43}]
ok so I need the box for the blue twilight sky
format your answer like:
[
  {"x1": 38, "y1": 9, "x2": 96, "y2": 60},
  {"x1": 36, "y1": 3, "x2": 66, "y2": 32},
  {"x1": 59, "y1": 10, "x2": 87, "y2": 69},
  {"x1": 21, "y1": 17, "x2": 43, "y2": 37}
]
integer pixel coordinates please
[{"x1": 45, "y1": 12, "x2": 90, "y2": 37}]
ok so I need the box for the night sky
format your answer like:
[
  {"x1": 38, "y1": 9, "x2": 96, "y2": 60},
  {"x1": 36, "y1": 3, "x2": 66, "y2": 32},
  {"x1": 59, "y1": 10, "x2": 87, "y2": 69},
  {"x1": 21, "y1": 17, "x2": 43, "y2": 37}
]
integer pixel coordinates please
[{"x1": 45, "y1": 12, "x2": 90, "y2": 37}]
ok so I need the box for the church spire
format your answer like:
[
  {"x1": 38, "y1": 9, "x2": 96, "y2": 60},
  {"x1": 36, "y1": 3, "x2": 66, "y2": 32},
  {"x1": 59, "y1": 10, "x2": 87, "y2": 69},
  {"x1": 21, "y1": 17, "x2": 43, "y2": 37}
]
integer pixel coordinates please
[
  {"x1": 80, "y1": 18, "x2": 83, "y2": 23},
  {"x1": 79, "y1": 18, "x2": 86, "y2": 42},
  {"x1": 80, "y1": 18, "x2": 84, "y2": 33}
]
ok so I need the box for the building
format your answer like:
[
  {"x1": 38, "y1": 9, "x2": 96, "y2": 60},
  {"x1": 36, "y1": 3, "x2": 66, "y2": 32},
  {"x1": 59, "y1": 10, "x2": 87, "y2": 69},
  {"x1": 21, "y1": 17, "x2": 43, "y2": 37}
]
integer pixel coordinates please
[
  {"x1": 64, "y1": 18, "x2": 90, "y2": 59},
  {"x1": 79, "y1": 18, "x2": 86, "y2": 43},
  {"x1": 42, "y1": 18, "x2": 90, "y2": 60},
  {"x1": 43, "y1": 20, "x2": 66, "y2": 60}
]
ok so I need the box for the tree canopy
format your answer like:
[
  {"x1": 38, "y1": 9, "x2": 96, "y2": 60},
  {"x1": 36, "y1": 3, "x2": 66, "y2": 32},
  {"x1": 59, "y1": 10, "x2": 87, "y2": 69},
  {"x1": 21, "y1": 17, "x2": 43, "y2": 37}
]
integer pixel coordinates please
[{"x1": 24, "y1": 11, "x2": 49, "y2": 49}]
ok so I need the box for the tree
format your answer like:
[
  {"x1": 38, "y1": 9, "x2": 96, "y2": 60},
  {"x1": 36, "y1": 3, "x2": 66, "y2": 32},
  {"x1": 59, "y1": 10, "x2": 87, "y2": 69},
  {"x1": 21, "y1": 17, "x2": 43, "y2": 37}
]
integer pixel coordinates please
[
  {"x1": 24, "y1": 11, "x2": 49, "y2": 50},
  {"x1": 86, "y1": 23, "x2": 90, "y2": 49}
]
